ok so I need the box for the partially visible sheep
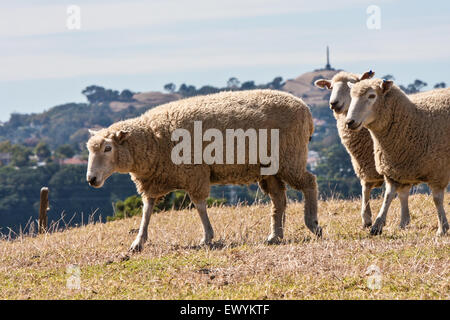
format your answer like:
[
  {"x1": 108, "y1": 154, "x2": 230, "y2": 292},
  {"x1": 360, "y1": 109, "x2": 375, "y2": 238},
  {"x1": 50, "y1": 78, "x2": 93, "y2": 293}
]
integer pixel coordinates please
[
  {"x1": 86, "y1": 89, "x2": 322, "y2": 252},
  {"x1": 346, "y1": 79, "x2": 450, "y2": 236},
  {"x1": 315, "y1": 71, "x2": 412, "y2": 228}
]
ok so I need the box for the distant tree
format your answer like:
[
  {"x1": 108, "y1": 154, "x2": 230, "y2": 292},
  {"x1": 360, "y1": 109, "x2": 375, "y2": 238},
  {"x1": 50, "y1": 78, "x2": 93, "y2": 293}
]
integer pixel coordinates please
[
  {"x1": 315, "y1": 143, "x2": 354, "y2": 179},
  {"x1": 400, "y1": 79, "x2": 428, "y2": 94},
  {"x1": 434, "y1": 82, "x2": 446, "y2": 89},
  {"x1": 0, "y1": 141, "x2": 32, "y2": 167},
  {"x1": 82, "y1": 85, "x2": 105, "y2": 103},
  {"x1": 82, "y1": 85, "x2": 120, "y2": 104},
  {"x1": 0, "y1": 140, "x2": 12, "y2": 153},
  {"x1": 164, "y1": 83, "x2": 177, "y2": 93},
  {"x1": 269, "y1": 77, "x2": 284, "y2": 89},
  {"x1": 412, "y1": 79, "x2": 427, "y2": 91},
  {"x1": 34, "y1": 142, "x2": 51, "y2": 161},
  {"x1": 178, "y1": 83, "x2": 197, "y2": 97},
  {"x1": 119, "y1": 89, "x2": 135, "y2": 101},
  {"x1": 241, "y1": 81, "x2": 256, "y2": 90},
  {"x1": 227, "y1": 77, "x2": 240, "y2": 89},
  {"x1": 381, "y1": 74, "x2": 395, "y2": 81},
  {"x1": 109, "y1": 195, "x2": 143, "y2": 221},
  {"x1": 55, "y1": 144, "x2": 75, "y2": 158},
  {"x1": 69, "y1": 128, "x2": 91, "y2": 152},
  {"x1": 109, "y1": 191, "x2": 225, "y2": 221},
  {"x1": 8, "y1": 113, "x2": 28, "y2": 129},
  {"x1": 197, "y1": 85, "x2": 220, "y2": 95},
  {"x1": 10, "y1": 144, "x2": 32, "y2": 167},
  {"x1": 169, "y1": 190, "x2": 193, "y2": 210}
]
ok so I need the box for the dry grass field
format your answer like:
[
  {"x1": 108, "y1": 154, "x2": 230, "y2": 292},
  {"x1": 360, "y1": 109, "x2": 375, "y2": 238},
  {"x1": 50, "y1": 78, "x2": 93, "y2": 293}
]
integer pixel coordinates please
[{"x1": 0, "y1": 193, "x2": 448, "y2": 300}]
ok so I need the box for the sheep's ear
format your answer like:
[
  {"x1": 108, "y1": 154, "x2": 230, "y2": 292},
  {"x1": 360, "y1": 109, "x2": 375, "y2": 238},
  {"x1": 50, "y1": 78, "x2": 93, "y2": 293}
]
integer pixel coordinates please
[
  {"x1": 88, "y1": 129, "x2": 98, "y2": 137},
  {"x1": 314, "y1": 79, "x2": 332, "y2": 89},
  {"x1": 113, "y1": 130, "x2": 130, "y2": 144},
  {"x1": 360, "y1": 70, "x2": 375, "y2": 81},
  {"x1": 380, "y1": 80, "x2": 394, "y2": 95},
  {"x1": 347, "y1": 82, "x2": 355, "y2": 89}
]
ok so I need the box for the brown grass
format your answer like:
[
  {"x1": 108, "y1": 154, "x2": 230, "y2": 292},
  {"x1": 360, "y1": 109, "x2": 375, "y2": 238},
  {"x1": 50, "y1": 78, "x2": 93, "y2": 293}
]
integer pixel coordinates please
[{"x1": 0, "y1": 193, "x2": 448, "y2": 299}]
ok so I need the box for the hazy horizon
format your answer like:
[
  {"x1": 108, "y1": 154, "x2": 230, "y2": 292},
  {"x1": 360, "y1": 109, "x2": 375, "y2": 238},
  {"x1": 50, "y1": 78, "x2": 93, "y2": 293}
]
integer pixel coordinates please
[{"x1": 1, "y1": 0, "x2": 449, "y2": 121}]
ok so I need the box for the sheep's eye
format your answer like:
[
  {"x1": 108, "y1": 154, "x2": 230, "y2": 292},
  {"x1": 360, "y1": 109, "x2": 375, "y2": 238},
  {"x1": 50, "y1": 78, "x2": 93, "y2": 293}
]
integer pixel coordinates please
[
  {"x1": 368, "y1": 94, "x2": 376, "y2": 99},
  {"x1": 104, "y1": 146, "x2": 112, "y2": 152}
]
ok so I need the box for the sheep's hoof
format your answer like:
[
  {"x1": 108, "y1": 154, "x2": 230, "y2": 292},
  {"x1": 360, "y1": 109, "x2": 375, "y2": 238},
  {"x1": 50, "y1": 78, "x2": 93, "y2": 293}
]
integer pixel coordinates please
[
  {"x1": 314, "y1": 226, "x2": 323, "y2": 238},
  {"x1": 399, "y1": 218, "x2": 410, "y2": 229},
  {"x1": 370, "y1": 223, "x2": 384, "y2": 236},
  {"x1": 436, "y1": 224, "x2": 448, "y2": 237},
  {"x1": 436, "y1": 230, "x2": 445, "y2": 237},
  {"x1": 265, "y1": 234, "x2": 283, "y2": 245},
  {"x1": 199, "y1": 238, "x2": 213, "y2": 247},
  {"x1": 305, "y1": 221, "x2": 322, "y2": 238},
  {"x1": 362, "y1": 221, "x2": 372, "y2": 228},
  {"x1": 129, "y1": 237, "x2": 145, "y2": 253}
]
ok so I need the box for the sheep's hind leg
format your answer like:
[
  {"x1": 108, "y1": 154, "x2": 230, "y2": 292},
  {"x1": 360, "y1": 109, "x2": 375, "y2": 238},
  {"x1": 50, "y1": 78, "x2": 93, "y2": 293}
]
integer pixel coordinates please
[
  {"x1": 284, "y1": 171, "x2": 322, "y2": 237},
  {"x1": 361, "y1": 181, "x2": 373, "y2": 228},
  {"x1": 430, "y1": 186, "x2": 449, "y2": 236},
  {"x1": 194, "y1": 200, "x2": 215, "y2": 245},
  {"x1": 398, "y1": 185, "x2": 411, "y2": 229},
  {"x1": 259, "y1": 176, "x2": 287, "y2": 244},
  {"x1": 129, "y1": 197, "x2": 155, "y2": 252},
  {"x1": 371, "y1": 180, "x2": 396, "y2": 236}
]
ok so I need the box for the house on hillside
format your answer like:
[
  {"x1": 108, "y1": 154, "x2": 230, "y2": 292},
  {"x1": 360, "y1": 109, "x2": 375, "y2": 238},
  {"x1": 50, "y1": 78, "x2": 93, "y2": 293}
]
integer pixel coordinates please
[
  {"x1": 0, "y1": 152, "x2": 12, "y2": 166},
  {"x1": 59, "y1": 155, "x2": 88, "y2": 166},
  {"x1": 313, "y1": 118, "x2": 326, "y2": 127}
]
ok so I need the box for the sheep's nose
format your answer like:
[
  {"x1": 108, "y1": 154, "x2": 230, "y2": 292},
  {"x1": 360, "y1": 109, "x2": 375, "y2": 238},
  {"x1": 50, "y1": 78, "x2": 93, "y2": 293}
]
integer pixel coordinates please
[
  {"x1": 88, "y1": 176, "x2": 97, "y2": 186},
  {"x1": 330, "y1": 101, "x2": 339, "y2": 110},
  {"x1": 346, "y1": 119, "x2": 355, "y2": 129}
]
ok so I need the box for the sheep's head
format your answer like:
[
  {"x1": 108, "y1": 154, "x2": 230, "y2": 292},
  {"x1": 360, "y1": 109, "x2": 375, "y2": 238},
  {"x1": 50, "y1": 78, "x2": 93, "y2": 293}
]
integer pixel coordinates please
[
  {"x1": 345, "y1": 79, "x2": 394, "y2": 131},
  {"x1": 314, "y1": 70, "x2": 375, "y2": 114},
  {"x1": 86, "y1": 129, "x2": 131, "y2": 188}
]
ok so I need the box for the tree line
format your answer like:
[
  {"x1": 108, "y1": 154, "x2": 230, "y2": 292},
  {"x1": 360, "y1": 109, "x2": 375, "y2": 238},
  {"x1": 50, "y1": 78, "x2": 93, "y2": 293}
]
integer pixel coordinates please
[{"x1": 163, "y1": 76, "x2": 285, "y2": 97}]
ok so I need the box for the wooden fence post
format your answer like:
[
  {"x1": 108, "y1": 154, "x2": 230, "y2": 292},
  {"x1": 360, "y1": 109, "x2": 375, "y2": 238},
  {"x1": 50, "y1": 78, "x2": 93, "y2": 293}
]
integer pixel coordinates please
[{"x1": 38, "y1": 187, "x2": 49, "y2": 234}]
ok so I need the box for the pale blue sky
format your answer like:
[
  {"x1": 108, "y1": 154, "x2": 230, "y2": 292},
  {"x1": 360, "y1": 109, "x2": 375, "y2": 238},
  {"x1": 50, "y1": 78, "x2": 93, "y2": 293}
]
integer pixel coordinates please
[{"x1": 0, "y1": 0, "x2": 449, "y2": 121}]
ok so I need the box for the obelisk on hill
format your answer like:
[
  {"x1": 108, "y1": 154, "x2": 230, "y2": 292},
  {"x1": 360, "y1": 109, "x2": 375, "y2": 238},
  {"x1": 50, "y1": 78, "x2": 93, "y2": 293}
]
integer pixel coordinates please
[{"x1": 325, "y1": 46, "x2": 331, "y2": 70}]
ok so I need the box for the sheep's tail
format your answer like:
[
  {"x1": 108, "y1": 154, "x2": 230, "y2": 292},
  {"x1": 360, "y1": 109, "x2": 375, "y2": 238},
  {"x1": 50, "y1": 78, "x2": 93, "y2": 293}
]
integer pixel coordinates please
[{"x1": 308, "y1": 108, "x2": 314, "y2": 142}]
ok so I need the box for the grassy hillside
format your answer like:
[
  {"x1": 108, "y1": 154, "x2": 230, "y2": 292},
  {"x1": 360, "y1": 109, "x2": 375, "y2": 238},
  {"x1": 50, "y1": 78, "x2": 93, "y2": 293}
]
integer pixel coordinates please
[{"x1": 0, "y1": 193, "x2": 448, "y2": 300}]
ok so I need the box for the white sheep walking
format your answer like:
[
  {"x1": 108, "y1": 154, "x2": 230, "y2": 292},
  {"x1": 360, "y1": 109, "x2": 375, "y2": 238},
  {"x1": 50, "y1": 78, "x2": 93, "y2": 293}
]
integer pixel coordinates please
[
  {"x1": 315, "y1": 71, "x2": 412, "y2": 228},
  {"x1": 346, "y1": 79, "x2": 450, "y2": 236},
  {"x1": 86, "y1": 90, "x2": 322, "y2": 252}
]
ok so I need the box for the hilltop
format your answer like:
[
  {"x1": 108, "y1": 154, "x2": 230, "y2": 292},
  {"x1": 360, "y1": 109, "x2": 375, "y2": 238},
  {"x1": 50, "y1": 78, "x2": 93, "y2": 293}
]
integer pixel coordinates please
[
  {"x1": 1, "y1": 193, "x2": 448, "y2": 300},
  {"x1": 282, "y1": 69, "x2": 339, "y2": 106},
  {"x1": 109, "y1": 91, "x2": 182, "y2": 112}
]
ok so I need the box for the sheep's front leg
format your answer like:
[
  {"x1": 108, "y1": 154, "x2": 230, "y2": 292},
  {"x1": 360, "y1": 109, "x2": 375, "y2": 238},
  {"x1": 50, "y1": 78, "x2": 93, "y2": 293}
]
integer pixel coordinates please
[
  {"x1": 397, "y1": 185, "x2": 411, "y2": 229},
  {"x1": 259, "y1": 176, "x2": 287, "y2": 244},
  {"x1": 129, "y1": 197, "x2": 155, "y2": 252},
  {"x1": 371, "y1": 181, "x2": 396, "y2": 235},
  {"x1": 194, "y1": 200, "x2": 214, "y2": 245},
  {"x1": 361, "y1": 181, "x2": 373, "y2": 228},
  {"x1": 430, "y1": 187, "x2": 449, "y2": 236}
]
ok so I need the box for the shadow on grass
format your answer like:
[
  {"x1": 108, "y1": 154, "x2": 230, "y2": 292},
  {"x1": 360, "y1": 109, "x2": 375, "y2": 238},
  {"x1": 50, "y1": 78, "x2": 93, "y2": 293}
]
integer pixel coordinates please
[
  {"x1": 172, "y1": 240, "x2": 242, "y2": 251},
  {"x1": 168, "y1": 235, "x2": 321, "y2": 251}
]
